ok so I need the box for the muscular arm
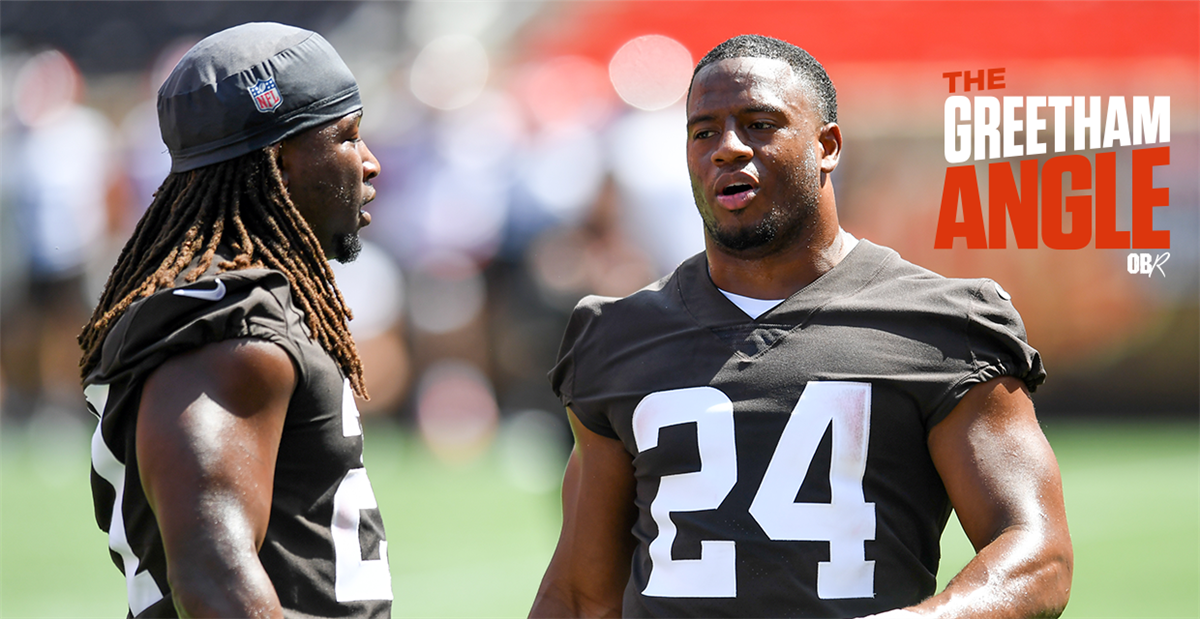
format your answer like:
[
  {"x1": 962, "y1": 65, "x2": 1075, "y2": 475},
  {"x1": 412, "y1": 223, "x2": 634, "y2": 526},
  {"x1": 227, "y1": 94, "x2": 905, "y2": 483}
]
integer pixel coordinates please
[
  {"x1": 879, "y1": 376, "x2": 1072, "y2": 618},
  {"x1": 530, "y1": 408, "x2": 639, "y2": 618},
  {"x1": 137, "y1": 338, "x2": 296, "y2": 618}
]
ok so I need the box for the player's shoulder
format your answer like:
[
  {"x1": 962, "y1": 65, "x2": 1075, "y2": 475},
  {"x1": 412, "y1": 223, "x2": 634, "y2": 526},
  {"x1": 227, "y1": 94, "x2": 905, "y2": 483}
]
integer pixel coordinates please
[
  {"x1": 555, "y1": 256, "x2": 700, "y2": 363},
  {"x1": 166, "y1": 268, "x2": 295, "y2": 310},
  {"x1": 122, "y1": 267, "x2": 297, "y2": 338},
  {"x1": 89, "y1": 267, "x2": 303, "y2": 385},
  {"x1": 853, "y1": 240, "x2": 1019, "y2": 320}
]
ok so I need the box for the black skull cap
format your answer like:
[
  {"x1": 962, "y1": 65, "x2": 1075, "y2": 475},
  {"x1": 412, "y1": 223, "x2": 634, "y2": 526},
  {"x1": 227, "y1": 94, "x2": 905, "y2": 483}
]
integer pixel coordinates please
[{"x1": 158, "y1": 22, "x2": 361, "y2": 173}]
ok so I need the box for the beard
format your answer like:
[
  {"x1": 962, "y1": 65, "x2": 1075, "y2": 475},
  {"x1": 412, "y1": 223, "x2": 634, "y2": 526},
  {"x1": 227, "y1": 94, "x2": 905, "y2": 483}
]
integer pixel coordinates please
[
  {"x1": 704, "y1": 198, "x2": 799, "y2": 252},
  {"x1": 332, "y1": 232, "x2": 363, "y2": 263},
  {"x1": 695, "y1": 152, "x2": 821, "y2": 257}
]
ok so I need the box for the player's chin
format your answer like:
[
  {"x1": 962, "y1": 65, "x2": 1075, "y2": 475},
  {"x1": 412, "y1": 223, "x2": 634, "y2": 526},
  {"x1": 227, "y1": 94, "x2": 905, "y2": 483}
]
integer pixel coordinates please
[
  {"x1": 332, "y1": 232, "x2": 363, "y2": 263},
  {"x1": 708, "y1": 217, "x2": 777, "y2": 254}
]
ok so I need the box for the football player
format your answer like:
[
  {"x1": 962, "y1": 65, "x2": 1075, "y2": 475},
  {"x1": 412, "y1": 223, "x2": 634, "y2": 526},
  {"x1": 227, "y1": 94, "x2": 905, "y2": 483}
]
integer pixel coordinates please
[
  {"x1": 80, "y1": 23, "x2": 391, "y2": 617},
  {"x1": 530, "y1": 35, "x2": 1072, "y2": 619}
]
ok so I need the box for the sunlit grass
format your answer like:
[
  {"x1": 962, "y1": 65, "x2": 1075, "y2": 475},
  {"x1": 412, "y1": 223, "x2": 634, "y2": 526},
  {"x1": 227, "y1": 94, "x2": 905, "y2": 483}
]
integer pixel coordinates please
[{"x1": 2, "y1": 418, "x2": 1195, "y2": 618}]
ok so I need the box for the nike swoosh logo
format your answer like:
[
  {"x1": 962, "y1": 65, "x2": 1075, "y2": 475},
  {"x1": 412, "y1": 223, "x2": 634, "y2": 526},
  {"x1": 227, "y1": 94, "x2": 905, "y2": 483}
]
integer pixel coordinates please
[{"x1": 173, "y1": 278, "x2": 226, "y2": 302}]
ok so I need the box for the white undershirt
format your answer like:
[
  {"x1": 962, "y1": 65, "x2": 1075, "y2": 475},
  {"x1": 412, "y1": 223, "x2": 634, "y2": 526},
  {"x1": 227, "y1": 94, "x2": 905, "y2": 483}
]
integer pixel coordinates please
[{"x1": 718, "y1": 289, "x2": 785, "y2": 319}]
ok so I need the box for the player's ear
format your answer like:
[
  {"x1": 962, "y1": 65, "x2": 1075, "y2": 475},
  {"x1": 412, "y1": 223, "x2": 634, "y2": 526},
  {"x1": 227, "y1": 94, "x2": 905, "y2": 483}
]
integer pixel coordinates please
[{"x1": 819, "y1": 122, "x2": 841, "y2": 173}]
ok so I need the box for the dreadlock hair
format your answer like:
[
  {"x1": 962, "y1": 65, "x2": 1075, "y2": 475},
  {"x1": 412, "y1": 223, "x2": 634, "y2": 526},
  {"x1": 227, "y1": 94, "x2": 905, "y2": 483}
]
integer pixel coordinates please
[
  {"x1": 689, "y1": 34, "x2": 838, "y2": 126},
  {"x1": 78, "y1": 146, "x2": 368, "y2": 398}
]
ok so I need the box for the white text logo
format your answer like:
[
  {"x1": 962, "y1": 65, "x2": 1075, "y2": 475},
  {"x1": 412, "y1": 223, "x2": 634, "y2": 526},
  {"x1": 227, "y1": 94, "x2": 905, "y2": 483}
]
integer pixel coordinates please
[{"x1": 1127, "y1": 252, "x2": 1169, "y2": 277}]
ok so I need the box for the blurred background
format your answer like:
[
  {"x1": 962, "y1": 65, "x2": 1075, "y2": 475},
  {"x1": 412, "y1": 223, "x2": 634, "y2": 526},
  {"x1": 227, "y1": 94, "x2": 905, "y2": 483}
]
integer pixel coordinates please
[{"x1": 0, "y1": 1, "x2": 1195, "y2": 617}]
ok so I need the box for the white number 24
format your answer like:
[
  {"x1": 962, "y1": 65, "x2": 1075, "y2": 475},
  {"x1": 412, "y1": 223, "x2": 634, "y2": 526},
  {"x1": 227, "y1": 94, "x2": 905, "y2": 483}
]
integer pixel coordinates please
[{"x1": 631, "y1": 381, "x2": 875, "y2": 600}]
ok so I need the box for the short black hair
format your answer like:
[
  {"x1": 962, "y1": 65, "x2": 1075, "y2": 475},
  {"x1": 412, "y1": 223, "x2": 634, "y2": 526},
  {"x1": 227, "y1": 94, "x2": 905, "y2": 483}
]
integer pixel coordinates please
[{"x1": 691, "y1": 34, "x2": 837, "y2": 125}]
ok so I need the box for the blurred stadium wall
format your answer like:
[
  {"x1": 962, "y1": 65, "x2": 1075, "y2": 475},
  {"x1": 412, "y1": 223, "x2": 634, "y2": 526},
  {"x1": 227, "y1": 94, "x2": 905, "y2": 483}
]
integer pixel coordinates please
[{"x1": 1, "y1": 1, "x2": 1195, "y2": 439}]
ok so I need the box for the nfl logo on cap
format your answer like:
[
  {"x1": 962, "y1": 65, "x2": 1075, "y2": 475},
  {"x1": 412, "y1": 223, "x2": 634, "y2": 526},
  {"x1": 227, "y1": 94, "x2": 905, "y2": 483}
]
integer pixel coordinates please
[{"x1": 249, "y1": 77, "x2": 282, "y2": 113}]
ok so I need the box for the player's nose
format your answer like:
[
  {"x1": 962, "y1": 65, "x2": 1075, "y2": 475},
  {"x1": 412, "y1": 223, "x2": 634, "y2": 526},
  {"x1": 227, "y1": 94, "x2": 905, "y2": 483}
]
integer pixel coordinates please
[
  {"x1": 712, "y1": 126, "x2": 752, "y2": 166},
  {"x1": 360, "y1": 140, "x2": 380, "y2": 182}
]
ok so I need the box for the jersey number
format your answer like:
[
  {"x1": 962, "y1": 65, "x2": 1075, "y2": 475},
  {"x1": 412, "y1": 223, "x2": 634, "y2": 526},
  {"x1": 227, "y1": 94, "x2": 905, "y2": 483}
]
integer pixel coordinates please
[
  {"x1": 332, "y1": 468, "x2": 392, "y2": 601},
  {"x1": 632, "y1": 381, "x2": 875, "y2": 599},
  {"x1": 332, "y1": 379, "x2": 393, "y2": 602}
]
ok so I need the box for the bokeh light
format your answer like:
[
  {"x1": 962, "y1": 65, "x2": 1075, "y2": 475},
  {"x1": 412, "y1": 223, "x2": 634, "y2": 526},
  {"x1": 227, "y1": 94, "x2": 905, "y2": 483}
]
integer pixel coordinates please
[
  {"x1": 608, "y1": 34, "x2": 693, "y2": 111},
  {"x1": 415, "y1": 360, "x2": 499, "y2": 465},
  {"x1": 14, "y1": 49, "x2": 81, "y2": 126},
  {"x1": 409, "y1": 34, "x2": 489, "y2": 110}
]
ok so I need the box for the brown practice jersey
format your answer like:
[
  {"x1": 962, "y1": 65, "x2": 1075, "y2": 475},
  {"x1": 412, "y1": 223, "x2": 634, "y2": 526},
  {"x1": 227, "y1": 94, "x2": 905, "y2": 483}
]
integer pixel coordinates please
[
  {"x1": 86, "y1": 268, "x2": 391, "y2": 618},
  {"x1": 551, "y1": 240, "x2": 1046, "y2": 618}
]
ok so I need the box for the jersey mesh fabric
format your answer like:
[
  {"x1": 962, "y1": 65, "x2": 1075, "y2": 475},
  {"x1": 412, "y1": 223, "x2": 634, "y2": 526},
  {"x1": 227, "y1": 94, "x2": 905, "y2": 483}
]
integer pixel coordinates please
[
  {"x1": 86, "y1": 268, "x2": 391, "y2": 618},
  {"x1": 550, "y1": 240, "x2": 1044, "y2": 618}
]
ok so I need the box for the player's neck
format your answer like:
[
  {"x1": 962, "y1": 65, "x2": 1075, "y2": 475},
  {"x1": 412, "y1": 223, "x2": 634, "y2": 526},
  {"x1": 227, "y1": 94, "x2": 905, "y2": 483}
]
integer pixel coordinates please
[{"x1": 706, "y1": 225, "x2": 856, "y2": 300}]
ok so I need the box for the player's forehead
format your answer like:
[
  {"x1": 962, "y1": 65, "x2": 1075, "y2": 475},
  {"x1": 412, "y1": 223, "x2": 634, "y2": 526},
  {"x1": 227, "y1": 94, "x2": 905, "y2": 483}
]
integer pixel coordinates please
[
  {"x1": 284, "y1": 110, "x2": 361, "y2": 148},
  {"x1": 687, "y1": 57, "x2": 810, "y2": 120}
]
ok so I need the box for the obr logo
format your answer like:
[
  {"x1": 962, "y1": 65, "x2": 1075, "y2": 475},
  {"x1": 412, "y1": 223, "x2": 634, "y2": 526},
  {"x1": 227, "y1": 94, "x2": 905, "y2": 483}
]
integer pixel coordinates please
[{"x1": 1127, "y1": 252, "x2": 1169, "y2": 277}]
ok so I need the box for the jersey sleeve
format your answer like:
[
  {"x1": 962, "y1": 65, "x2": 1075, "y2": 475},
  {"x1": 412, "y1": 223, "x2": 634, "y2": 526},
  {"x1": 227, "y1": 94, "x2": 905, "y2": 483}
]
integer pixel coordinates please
[
  {"x1": 929, "y1": 277, "x2": 1046, "y2": 427},
  {"x1": 548, "y1": 295, "x2": 621, "y2": 439},
  {"x1": 88, "y1": 269, "x2": 307, "y2": 393}
]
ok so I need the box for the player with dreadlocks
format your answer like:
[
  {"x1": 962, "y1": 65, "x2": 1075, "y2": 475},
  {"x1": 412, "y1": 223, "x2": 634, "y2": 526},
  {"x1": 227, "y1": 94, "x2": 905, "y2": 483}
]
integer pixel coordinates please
[
  {"x1": 81, "y1": 23, "x2": 392, "y2": 618},
  {"x1": 79, "y1": 143, "x2": 365, "y2": 396}
]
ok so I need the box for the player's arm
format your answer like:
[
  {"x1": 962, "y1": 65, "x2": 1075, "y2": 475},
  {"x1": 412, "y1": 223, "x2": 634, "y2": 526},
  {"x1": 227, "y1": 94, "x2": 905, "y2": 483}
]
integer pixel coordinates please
[
  {"x1": 873, "y1": 376, "x2": 1072, "y2": 619},
  {"x1": 530, "y1": 407, "x2": 639, "y2": 618},
  {"x1": 136, "y1": 338, "x2": 295, "y2": 618}
]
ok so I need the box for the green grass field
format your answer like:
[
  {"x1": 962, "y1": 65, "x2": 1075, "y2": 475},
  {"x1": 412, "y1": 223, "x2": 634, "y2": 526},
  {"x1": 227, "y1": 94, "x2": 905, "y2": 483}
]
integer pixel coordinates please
[{"x1": 2, "y1": 418, "x2": 1196, "y2": 618}]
